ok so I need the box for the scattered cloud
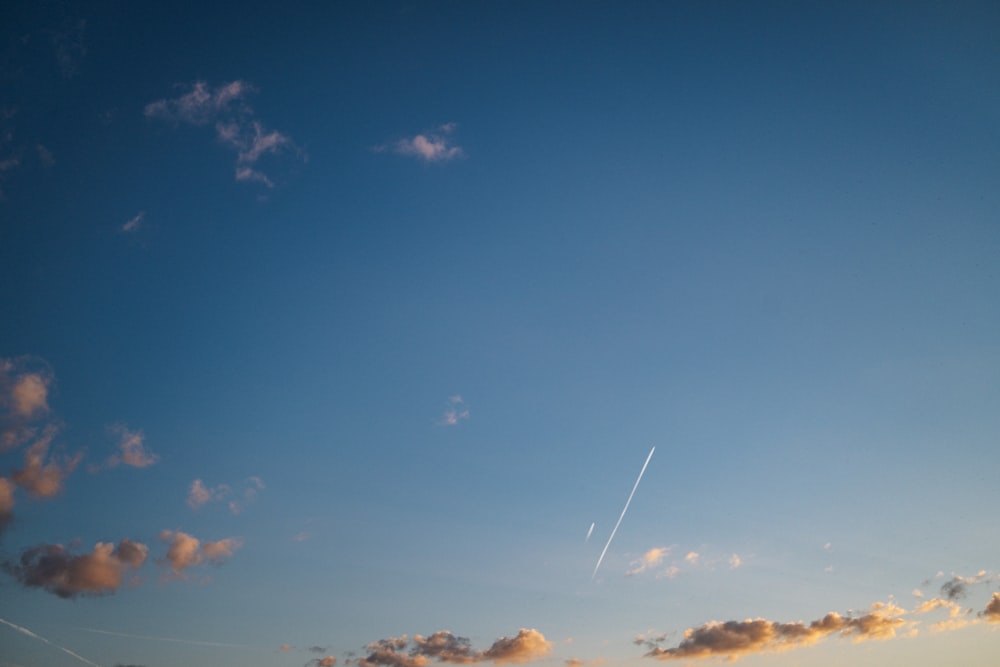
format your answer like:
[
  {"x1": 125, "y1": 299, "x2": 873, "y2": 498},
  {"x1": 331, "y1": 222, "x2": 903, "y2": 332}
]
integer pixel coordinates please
[
  {"x1": 375, "y1": 123, "x2": 464, "y2": 163},
  {"x1": 940, "y1": 571, "x2": 990, "y2": 600},
  {"x1": 627, "y1": 547, "x2": 670, "y2": 576},
  {"x1": 646, "y1": 603, "x2": 908, "y2": 661},
  {"x1": 145, "y1": 80, "x2": 302, "y2": 188},
  {"x1": 102, "y1": 423, "x2": 158, "y2": 468},
  {"x1": 49, "y1": 18, "x2": 87, "y2": 78},
  {"x1": 12, "y1": 427, "x2": 81, "y2": 498},
  {"x1": 1, "y1": 357, "x2": 53, "y2": 451},
  {"x1": 438, "y1": 395, "x2": 469, "y2": 426},
  {"x1": 0, "y1": 477, "x2": 15, "y2": 534},
  {"x1": 187, "y1": 476, "x2": 263, "y2": 513},
  {"x1": 157, "y1": 530, "x2": 242, "y2": 578},
  {"x1": 36, "y1": 144, "x2": 54, "y2": 167},
  {"x1": 358, "y1": 628, "x2": 552, "y2": 666},
  {"x1": 4, "y1": 539, "x2": 147, "y2": 598},
  {"x1": 122, "y1": 211, "x2": 144, "y2": 233},
  {"x1": 981, "y1": 593, "x2": 1000, "y2": 622},
  {"x1": 644, "y1": 576, "x2": 1000, "y2": 662},
  {"x1": 307, "y1": 658, "x2": 337, "y2": 667},
  {"x1": 627, "y1": 545, "x2": 744, "y2": 579}
]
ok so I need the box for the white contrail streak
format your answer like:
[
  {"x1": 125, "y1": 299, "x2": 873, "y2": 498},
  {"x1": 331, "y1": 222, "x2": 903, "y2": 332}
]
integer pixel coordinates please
[
  {"x1": 585, "y1": 521, "x2": 595, "y2": 542},
  {"x1": 592, "y1": 446, "x2": 655, "y2": 581},
  {"x1": 0, "y1": 618, "x2": 103, "y2": 667},
  {"x1": 77, "y1": 626, "x2": 251, "y2": 649}
]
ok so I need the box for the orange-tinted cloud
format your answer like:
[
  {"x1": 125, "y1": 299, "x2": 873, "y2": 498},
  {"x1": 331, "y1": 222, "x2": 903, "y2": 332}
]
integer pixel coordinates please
[
  {"x1": 0, "y1": 357, "x2": 53, "y2": 451},
  {"x1": 628, "y1": 547, "x2": 670, "y2": 576},
  {"x1": 157, "y1": 530, "x2": 242, "y2": 577},
  {"x1": 359, "y1": 629, "x2": 552, "y2": 666},
  {"x1": 104, "y1": 423, "x2": 158, "y2": 468},
  {"x1": 187, "y1": 477, "x2": 262, "y2": 514},
  {"x1": 646, "y1": 605, "x2": 906, "y2": 661},
  {"x1": 12, "y1": 427, "x2": 81, "y2": 498},
  {"x1": 0, "y1": 476, "x2": 15, "y2": 533},
  {"x1": 307, "y1": 657, "x2": 337, "y2": 667},
  {"x1": 6, "y1": 539, "x2": 148, "y2": 598}
]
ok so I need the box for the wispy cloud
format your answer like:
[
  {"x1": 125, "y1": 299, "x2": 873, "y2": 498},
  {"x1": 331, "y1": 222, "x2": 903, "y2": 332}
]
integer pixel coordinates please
[
  {"x1": 4, "y1": 539, "x2": 147, "y2": 598},
  {"x1": 358, "y1": 628, "x2": 552, "y2": 666},
  {"x1": 375, "y1": 123, "x2": 464, "y2": 163},
  {"x1": 48, "y1": 17, "x2": 87, "y2": 78},
  {"x1": 626, "y1": 545, "x2": 743, "y2": 579},
  {"x1": 12, "y1": 426, "x2": 81, "y2": 499},
  {"x1": 157, "y1": 530, "x2": 242, "y2": 578},
  {"x1": 186, "y1": 476, "x2": 263, "y2": 513},
  {"x1": 102, "y1": 423, "x2": 158, "y2": 468},
  {"x1": 122, "y1": 211, "x2": 144, "y2": 233},
  {"x1": 438, "y1": 395, "x2": 470, "y2": 426},
  {"x1": 627, "y1": 547, "x2": 670, "y2": 576},
  {"x1": 145, "y1": 80, "x2": 302, "y2": 188}
]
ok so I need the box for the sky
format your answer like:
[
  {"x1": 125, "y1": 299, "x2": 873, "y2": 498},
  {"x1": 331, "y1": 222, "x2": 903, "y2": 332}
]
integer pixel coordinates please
[{"x1": 1, "y1": 1, "x2": 999, "y2": 666}]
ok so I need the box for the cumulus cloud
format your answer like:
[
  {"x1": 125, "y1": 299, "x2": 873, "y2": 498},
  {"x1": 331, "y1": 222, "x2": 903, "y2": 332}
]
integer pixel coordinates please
[
  {"x1": 646, "y1": 604, "x2": 907, "y2": 661},
  {"x1": 5, "y1": 539, "x2": 148, "y2": 598},
  {"x1": 376, "y1": 123, "x2": 464, "y2": 163},
  {"x1": 0, "y1": 357, "x2": 54, "y2": 451},
  {"x1": 145, "y1": 80, "x2": 301, "y2": 188},
  {"x1": 157, "y1": 530, "x2": 242, "y2": 577},
  {"x1": 358, "y1": 628, "x2": 551, "y2": 666},
  {"x1": 187, "y1": 476, "x2": 263, "y2": 513},
  {"x1": 438, "y1": 395, "x2": 470, "y2": 426}
]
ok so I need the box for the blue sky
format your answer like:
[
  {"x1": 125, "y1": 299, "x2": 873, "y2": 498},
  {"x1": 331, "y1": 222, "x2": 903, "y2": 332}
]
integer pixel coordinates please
[{"x1": 1, "y1": 2, "x2": 999, "y2": 666}]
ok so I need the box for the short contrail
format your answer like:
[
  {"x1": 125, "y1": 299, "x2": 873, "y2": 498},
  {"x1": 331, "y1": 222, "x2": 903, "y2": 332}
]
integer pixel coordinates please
[
  {"x1": 592, "y1": 446, "x2": 655, "y2": 581},
  {"x1": 585, "y1": 522, "x2": 595, "y2": 542},
  {"x1": 0, "y1": 618, "x2": 103, "y2": 667}
]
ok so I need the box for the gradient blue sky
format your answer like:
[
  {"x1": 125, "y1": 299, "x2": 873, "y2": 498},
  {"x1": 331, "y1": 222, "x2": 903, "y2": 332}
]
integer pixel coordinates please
[{"x1": 1, "y1": 2, "x2": 999, "y2": 666}]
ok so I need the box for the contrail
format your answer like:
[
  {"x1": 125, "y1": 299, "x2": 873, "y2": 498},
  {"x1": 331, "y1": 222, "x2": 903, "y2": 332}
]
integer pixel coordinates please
[
  {"x1": 585, "y1": 522, "x2": 595, "y2": 542},
  {"x1": 592, "y1": 446, "x2": 655, "y2": 581},
  {"x1": 0, "y1": 618, "x2": 103, "y2": 667},
  {"x1": 77, "y1": 626, "x2": 251, "y2": 649}
]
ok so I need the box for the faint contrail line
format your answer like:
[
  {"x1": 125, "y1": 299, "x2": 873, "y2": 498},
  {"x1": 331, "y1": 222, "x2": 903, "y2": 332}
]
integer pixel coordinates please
[
  {"x1": 77, "y1": 627, "x2": 251, "y2": 648},
  {"x1": 585, "y1": 521, "x2": 595, "y2": 542},
  {"x1": 592, "y1": 446, "x2": 655, "y2": 581},
  {"x1": 0, "y1": 618, "x2": 103, "y2": 667}
]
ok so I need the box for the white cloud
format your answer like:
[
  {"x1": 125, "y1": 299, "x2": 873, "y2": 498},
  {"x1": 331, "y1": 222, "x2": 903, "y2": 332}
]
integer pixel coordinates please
[{"x1": 122, "y1": 211, "x2": 144, "y2": 233}]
